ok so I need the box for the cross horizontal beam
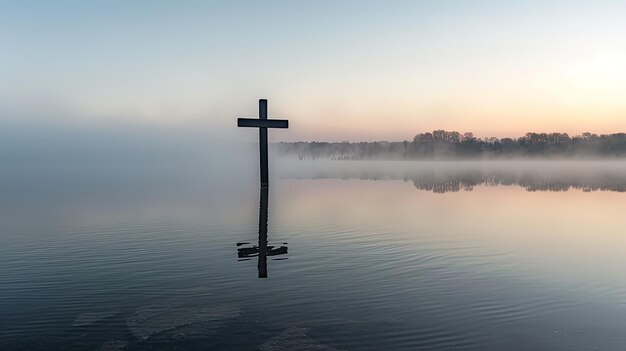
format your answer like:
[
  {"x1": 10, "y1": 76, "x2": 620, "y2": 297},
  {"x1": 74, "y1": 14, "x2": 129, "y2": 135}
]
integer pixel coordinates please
[{"x1": 238, "y1": 118, "x2": 288, "y2": 129}]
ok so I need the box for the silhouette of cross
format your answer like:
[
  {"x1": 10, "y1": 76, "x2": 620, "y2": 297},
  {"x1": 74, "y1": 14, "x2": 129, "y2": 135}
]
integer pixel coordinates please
[{"x1": 238, "y1": 99, "x2": 289, "y2": 188}]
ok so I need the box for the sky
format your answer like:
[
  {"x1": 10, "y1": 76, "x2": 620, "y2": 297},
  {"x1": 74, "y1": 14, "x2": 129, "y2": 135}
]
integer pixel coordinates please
[{"x1": 1, "y1": 0, "x2": 626, "y2": 142}]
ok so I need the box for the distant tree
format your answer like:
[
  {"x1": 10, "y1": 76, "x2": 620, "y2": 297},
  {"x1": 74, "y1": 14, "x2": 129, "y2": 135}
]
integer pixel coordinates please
[{"x1": 276, "y1": 130, "x2": 626, "y2": 160}]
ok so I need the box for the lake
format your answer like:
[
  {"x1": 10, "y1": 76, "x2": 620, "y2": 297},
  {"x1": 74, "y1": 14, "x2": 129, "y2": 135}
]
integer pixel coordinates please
[{"x1": 2, "y1": 160, "x2": 626, "y2": 350}]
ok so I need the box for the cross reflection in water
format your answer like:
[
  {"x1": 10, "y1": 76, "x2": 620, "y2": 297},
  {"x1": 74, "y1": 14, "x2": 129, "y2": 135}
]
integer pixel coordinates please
[{"x1": 237, "y1": 187, "x2": 288, "y2": 278}]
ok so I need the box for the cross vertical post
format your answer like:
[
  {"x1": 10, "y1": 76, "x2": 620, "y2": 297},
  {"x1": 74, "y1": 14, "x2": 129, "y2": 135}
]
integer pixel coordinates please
[{"x1": 259, "y1": 99, "x2": 269, "y2": 187}]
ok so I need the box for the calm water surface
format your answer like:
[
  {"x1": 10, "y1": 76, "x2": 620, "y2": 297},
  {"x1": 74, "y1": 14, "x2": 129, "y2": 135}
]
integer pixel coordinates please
[{"x1": 2, "y1": 161, "x2": 626, "y2": 350}]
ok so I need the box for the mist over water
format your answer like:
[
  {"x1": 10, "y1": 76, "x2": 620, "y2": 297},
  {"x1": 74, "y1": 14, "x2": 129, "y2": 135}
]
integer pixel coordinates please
[{"x1": 0, "y1": 123, "x2": 260, "y2": 231}]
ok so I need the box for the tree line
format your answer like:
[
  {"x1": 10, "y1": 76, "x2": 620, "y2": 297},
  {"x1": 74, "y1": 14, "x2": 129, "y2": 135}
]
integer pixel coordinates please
[{"x1": 276, "y1": 130, "x2": 626, "y2": 159}]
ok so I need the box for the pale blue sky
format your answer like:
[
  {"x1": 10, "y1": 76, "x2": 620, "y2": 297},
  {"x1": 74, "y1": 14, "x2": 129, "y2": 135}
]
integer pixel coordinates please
[{"x1": 2, "y1": 0, "x2": 626, "y2": 141}]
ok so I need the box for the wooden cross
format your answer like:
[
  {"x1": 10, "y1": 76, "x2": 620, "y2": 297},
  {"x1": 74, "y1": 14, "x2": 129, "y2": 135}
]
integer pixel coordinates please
[{"x1": 238, "y1": 99, "x2": 289, "y2": 188}]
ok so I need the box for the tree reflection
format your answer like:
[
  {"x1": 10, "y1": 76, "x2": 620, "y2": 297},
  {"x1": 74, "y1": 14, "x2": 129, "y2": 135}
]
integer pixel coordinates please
[
  {"x1": 283, "y1": 165, "x2": 626, "y2": 193},
  {"x1": 410, "y1": 172, "x2": 626, "y2": 193}
]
